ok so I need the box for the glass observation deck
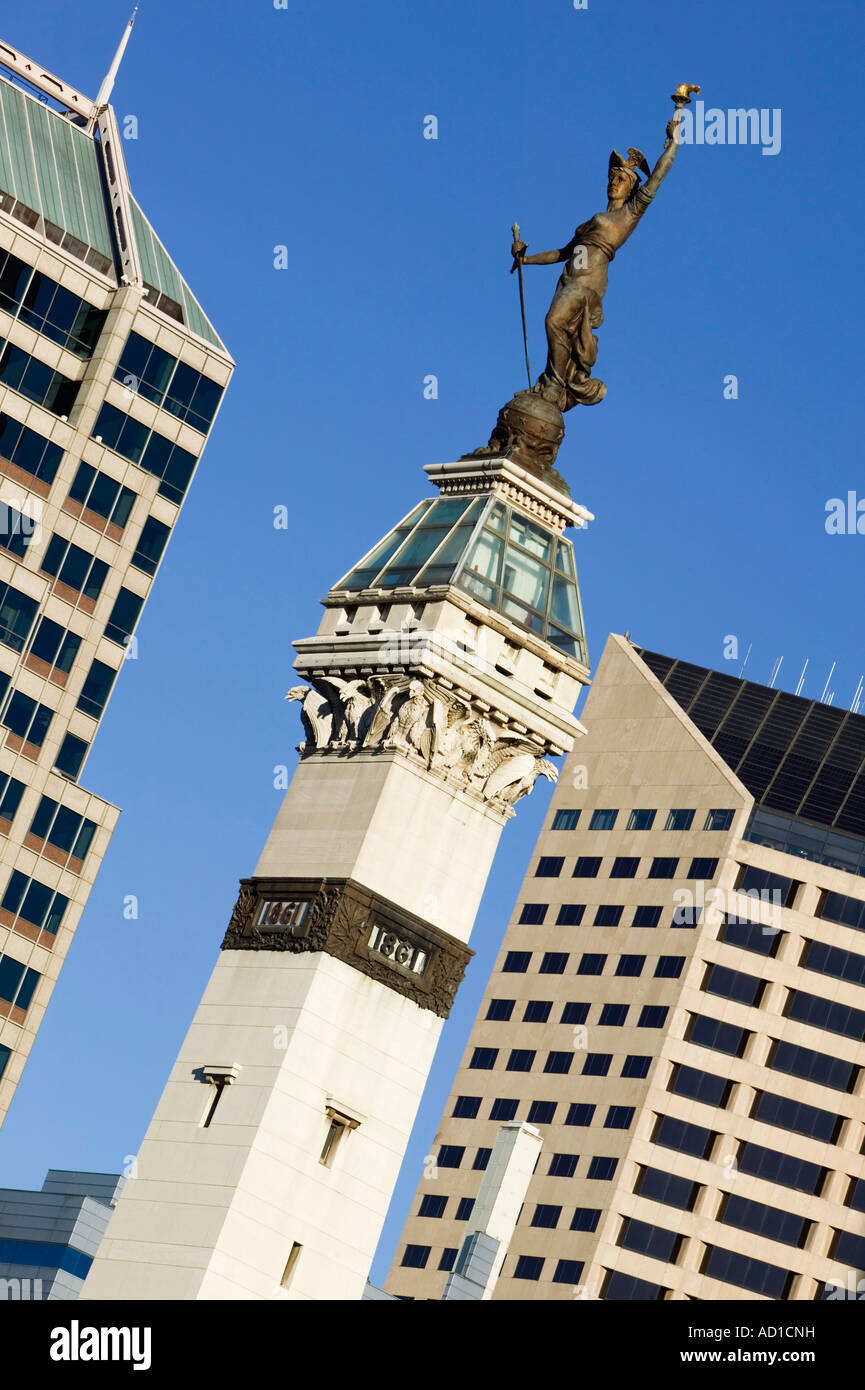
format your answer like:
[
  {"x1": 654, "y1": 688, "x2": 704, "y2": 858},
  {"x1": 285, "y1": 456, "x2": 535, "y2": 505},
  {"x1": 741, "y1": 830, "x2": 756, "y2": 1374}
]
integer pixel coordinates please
[{"x1": 334, "y1": 495, "x2": 588, "y2": 663}]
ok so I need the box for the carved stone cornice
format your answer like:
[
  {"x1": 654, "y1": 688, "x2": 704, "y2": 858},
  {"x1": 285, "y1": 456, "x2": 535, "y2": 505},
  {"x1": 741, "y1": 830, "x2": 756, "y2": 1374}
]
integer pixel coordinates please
[{"x1": 221, "y1": 876, "x2": 474, "y2": 1019}]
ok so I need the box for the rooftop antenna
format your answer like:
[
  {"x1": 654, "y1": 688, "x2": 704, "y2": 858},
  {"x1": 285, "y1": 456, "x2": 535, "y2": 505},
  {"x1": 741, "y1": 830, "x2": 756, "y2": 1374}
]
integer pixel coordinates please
[
  {"x1": 851, "y1": 676, "x2": 864, "y2": 714},
  {"x1": 738, "y1": 643, "x2": 752, "y2": 679},
  {"x1": 820, "y1": 662, "x2": 836, "y2": 704},
  {"x1": 768, "y1": 657, "x2": 783, "y2": 689},
  {"x1": 91, "y1": 7, "x2": 137, "y2": 115},
  {"x1": 794, "y1": 659, "x2": 809, "y2": 697}
]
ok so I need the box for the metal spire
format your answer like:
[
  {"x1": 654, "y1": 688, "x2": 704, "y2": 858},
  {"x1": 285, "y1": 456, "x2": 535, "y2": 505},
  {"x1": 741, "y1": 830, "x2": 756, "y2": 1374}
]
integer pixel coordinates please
[{"x1": 94, "y1": 7, "x2": 137, "y2": 110}]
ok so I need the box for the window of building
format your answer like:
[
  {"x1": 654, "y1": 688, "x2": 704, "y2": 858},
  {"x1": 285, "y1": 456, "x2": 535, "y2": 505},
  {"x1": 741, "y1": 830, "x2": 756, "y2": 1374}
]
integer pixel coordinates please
[
  {"x1": 1, "y1": 871, "x2": 68, "y2": 940},
  {"x1": 41, "y1": 535, "x2": 108, "y2": 603},
  {"x1": 132, "y1": 515, "x2": 170, "y2": 576},
  {"x1": 737, "y1": 1140, "x2": 826, "y2": 1196},
  {"x1": 0, "y1": 773, "x2": 24, "y2": 828},
  {"x1": 544, "y1": 1050, "x2": 573, "y2": 1075},
  {"x1": 0, "y1": 413, "x2": 63, "y2": 488},
  {"x1": 705, "y1": 809, "x2": 735, "y2": 831},
  {"x1": 605, "y1": 1106, "x2": 635, "y2": 1130},
  {"x1": 582, "y1": 1054, "x2": 612, "y2": 1077},
  {"x1": 506, "y1": 1049, "x2": 535, "y2": 1073},
  {"x1": 0, "y1": 504, "x2": 37, "y2": 558},
  {"x1": 768, "y1": 1038, "x2": 857, "y2": 1093},
  {"x1": 561, "y1": 1002, "x2": 589, "y2": 1024},
  {"x1": 490, "y1": 1097, "x2": 519, "y2": 1121},
  {"x1": 587, "y1": 1157, "x2": 618, "y2": 1181},
  {"x1": 28, "y1": 617, "x2": 80, "y2": 680},
  {"x1": 437, "y1": 1145, "x2": 465, "y2": 1169},
  {"x1": 686, "y1": 1013, "x2": 749, "y2": 1057},
  {"x1": 594, "y1": 904, "x2": 623, "y2": 926},
  {"x1": 0, "y1": 341, "x2": 79, "y2": 416},
  {"x1": 846, "y1": 1178, "x2": 865, "y2": 1213},
  {"x1": 648, "y1": 857, "x2": 678, "y2": 879},
  {"x1": 552, "y1": 809, "x2": 580, "y2": 830},
  {"x1": 802, "y1": 938, "x2": 865, "y2": 989},
  {"x1": 627, "y1": 809, "x2": 656, "y2": 831},
  {"x1": 114, "y1": 331, "x2": 224, "y2": 432},
  {"x1": 0, "y1": 1043, "x2": 9, "y2": 1080},
  {"x1": 632, "y1": 905, "x2": 662, "y2": 928},
  {"x1": 67, "y1": 462, "x2": 135, "y2": 531},
  {"x1": 455, "y1": 1198, "x2": 475, "y2": 1222},
  {"x1": 785, "y1": 988, "x2": 865, "y2": 1043},
  {"x1": 619, "y1": 1217, "x2": 682, "y2": 1264},
  {"x1": 401, "y1": 1244, "x2": 431, "y2": 1269},
  {"x1": 652, "y1": 1114, "x2": 716, "y2": 1160},
  {"x1": 540, "y1": 951, "x2": 569, "y2": 974},
  {"x1": 531, "y1": 1204, "x2": 561, "y2": 1229},
  {"x1": 589, "y1": 809, "x2": 617, "y2": 830},
  {"x1": 578, "y1": 953, "x2": 606, "y2": 975},
  {"x1": 570, "y1": 1207, "x2": 601, "y2": 1231},
  {"x1": 553, "y1": 1259, "x2": 584, "y2": 1284},
  {"x1": 536, "y1": 856, "x2": 564, "y2": 878},
  {"x1": 700, "y1": 1245, "x2": 793, "y2": 1299},
  {"x1": 513, "y1": 1255, "x2": 544, "y2": 1280},
  {"x1": 668, "y1": 1063, "x2": 732, "y2": 1109},
  {"x1": 0, "y1": 583, "x2": 37, "y2": 654},
  {"x1": 702, "y1": 963, "x2": 766, "y2": 1008},
  {"x1": 519, "y1": 902, "x2": 547, "y2": 924},
  {"x1": 0, "y1": 953, "x2": 40, "y2": 1014},
  {"x1": 719, "y1": 915, "x2": 782, "y2": 957},
  {"x1": 565, "y1": 1103, "x2": 596, "y2": 1126},
  {"x1": 655, "y1": 956, "x2": 685, "y2": 979},
  {"x1": 473, "y1": 1148, "x2": 491, "y2": 1170},
  {"x1": 2, "y1": 689, "x2": 53, "y2": 750},
  {"x1": 818, "y1": 890, "x2": 865, "y2": 934},
  {"x1": 548, "y1": 1152, "x2": 578, "y2": 1177},
  {"x1": 688, "y1": 857, "x2": 718, "y2": 879},
  {"x1": 418, "y1": 1194, "x2": 447, "y2": 1218},
  {"x1": 486, "y1": 998, "x2": 514, "y2": 1021},
  {"x1": 616, "y1": 955, "x2": 645, "y2": 978},
  {"x1": 279, "y1": 1241, "x2": 302, "y2": 1289},
  {"x1": 54, "y1": 733, "x2": 88, "y2": 780},
  {"x1": 621, "y1": 1055, "x2": 651, "y2": 1078},
  {"x1": 599, "y1": 1003, "x2": 629, "y2": 1026},
  {"x1": 830, "y1": 1230, "x2": 865, "y2": 1272},
  {"x1": 737, "y1": 864, "x2": 798, "y2": 909},
  {"x1": 556, "y1": 904, "x2": 585, "y2": 925},
  {"x1": 452, "y1": 1095, "x2": 481, "y2": 1119},
  {"x1": 92, "y1": 404, "x2": 198, "y2": 506},
  {"x1": 503, "y1": 951, "x2": 531, "y2": 973},
  {"x1": 600, "y1": 1270, "x2": 666, "y2": 1300},
  {"x1": 665, "y1": 809, "x2": 695, "y2": 831},
  {"x1": 610, "y1": 857, "x2": 639, "y2": 879},
  {"x1": 75, "y1": 659, "x2": 118, "y2": 720},
  {"x1": 634, "y1": 1166, "x2": 700, "y2": 1212},
  {"x1": 528, "y1": 1101, "x2": 557, "y2": 1125},
  {"x1": 28, "y1": 797, "x2": 96, "y2": 867},
  {"x1": 468, "y1": 1048, "x2": 497, "y2": 1070},
  {"x1": 319, "y1": 1106, "x2": 359, "y2": 1166},
  {"x1": 751, "y1": 1090, "x2": 841, "y2": 1145},
  {"x1": 104, "y1": 587, "x2": 144, "y2": 648},
  {"x1": 638, "y1": 1005, "x2": 669, "y2": 1028},
  {"x1": 14, "y1": 263, "x2": 106, "y2": 356},
  {"x1": 523, "y1": 1000, "x2": 552, "y2": 1023},
  {"x1": 438, "y1": 1248, "x2": 457, "y2": 1271},
  {"x1": 671, "y1": 903, "x2": 701, "y2": 928},
  {"x1": 573, "y1": 856, "x2": 602, "y2": 878}
]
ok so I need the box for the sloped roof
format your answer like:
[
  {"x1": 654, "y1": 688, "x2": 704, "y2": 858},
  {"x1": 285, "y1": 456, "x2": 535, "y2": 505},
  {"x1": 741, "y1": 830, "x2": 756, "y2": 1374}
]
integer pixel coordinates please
[
  {"x1": 0, "y1": 73, "x2": 227, "y2": 353},
  {"x1": 635, "y1": 647, "x2": 865, "y2": 838}
]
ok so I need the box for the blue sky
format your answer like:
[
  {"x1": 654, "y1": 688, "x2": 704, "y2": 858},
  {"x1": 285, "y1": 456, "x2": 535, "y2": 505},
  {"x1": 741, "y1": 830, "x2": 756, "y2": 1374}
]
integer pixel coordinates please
[{"x1": 0, "y1": 0, "x2": 863, "y2": 1287}]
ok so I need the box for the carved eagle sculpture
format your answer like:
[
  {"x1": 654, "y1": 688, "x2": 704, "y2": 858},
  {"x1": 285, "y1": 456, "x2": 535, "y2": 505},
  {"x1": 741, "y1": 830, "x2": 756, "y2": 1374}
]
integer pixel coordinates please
[
  {"x1": 285, "y1": 684, "x2": 333, "y2": 751},
  {"x1": 310, "y1": 675, "x2": 376, "y2": 744}
]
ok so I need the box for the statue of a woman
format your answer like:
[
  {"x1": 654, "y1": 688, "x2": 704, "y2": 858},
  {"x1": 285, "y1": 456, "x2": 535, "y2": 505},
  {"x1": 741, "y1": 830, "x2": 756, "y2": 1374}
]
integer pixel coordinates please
[{"x1": 513, "y1": 101, "x2": 686, "y2": 413}]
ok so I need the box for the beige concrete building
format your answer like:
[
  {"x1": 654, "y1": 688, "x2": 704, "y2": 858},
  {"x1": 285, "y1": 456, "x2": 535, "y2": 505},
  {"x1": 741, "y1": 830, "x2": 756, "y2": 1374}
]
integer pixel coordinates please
[
  {"x1": 0, "y1": 30, "x2": 232, "y2": 1127},
  {"x1": 387, "y1": 634, "x2": 865, "y2": 1301}
]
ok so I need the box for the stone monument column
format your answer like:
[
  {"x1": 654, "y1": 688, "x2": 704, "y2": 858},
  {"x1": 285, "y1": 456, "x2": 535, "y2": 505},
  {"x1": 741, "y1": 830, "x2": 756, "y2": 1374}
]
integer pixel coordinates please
[{"x1": 80, "y1": 455, "x2": 593, "y2": 1300}]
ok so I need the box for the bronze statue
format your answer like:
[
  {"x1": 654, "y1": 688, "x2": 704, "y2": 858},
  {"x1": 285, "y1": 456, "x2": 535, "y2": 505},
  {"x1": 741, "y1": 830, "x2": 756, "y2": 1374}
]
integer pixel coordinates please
[{"x1": 466, "y1": 85, "x2": 699, "y2": 488}]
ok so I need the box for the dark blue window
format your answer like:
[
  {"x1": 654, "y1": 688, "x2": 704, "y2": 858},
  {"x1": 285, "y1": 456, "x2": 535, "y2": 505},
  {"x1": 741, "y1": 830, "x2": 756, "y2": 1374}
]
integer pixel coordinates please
[
  {"x1": 486, "y1": 998, "x2": 514, "y2": 1021},
  {"x1": 556, "y1": 904, "x2": 585, "y2": 925},
  {"x1": 578, "y1": 953, "x2": 606, "y2": 975},
  {"x1": 627, "y1": 809, "x2": 656, "y2": 831},
  {"x1": 638, "y1": 1005, "x2": 668, "y2": 1028},
  {"x1": 418, "y1": 1194, "x2": 447, "y2": 1218},
  {"x1": 594, "y1": 904, "x2": 623, "y2": 926},
  {"x1": 786, "y1": 989, "x2": 865, "y2": 1043},
  {"x1": 506, "y1": 1049, "x2": 535, "y2": 1072},
  {"x1": 605, "y1": 1106, "x2": 634, "y2": 1130},
  {"x1": 519, "y1": 903, "x2": 547, "y2": 924},
  {"x1": 703, "y1": 963, "x2": 766, "y2": 1007},
  {"x1": 587, "y1": 1157, "x2": 618, "y2": 1181},
  {"x1": 540, "y1": 952, "x2": 569, "y2": 974},
  {"x1": 652, "y1": 1114, "x2": 715, "y2": 1159},
  {"x1": 438, "y1": 1248, "x2": 457, "y2": 1271},
  {"x1": 719, "y1": 1193, "x2": 808, "y2": 1248},
  {"x1": 688, "y1": 857, "x2": 718, "y2": 879},
  {"x1": 455, "y1": 1198, "x2": 475, "y2": 1222},
  {"x1": 599, "y1": 1003, "x2": 629, "y2": 1026},
  {"x1": 469, "y1": 1048, "x2": 497, "y2": 1070},
  {"x1": 536, "y1": 856, "x2": 564, "y2": 878},
  {"x1": 531, "y1": 1204, "x2": 561, "y2": 1229},
  {"x1": 602, "y1": 1270, "x2": 664, "y2": 1300},
  {"x1": 553, "y1": 1259, "x2": 584, "y2": 1284},
  {"x1": 437, "y1": 1145, "x2": 464, "y2": 1168},
  {"x1": 635, "y1": 1166, "x2": 699, "y2": 1211},
  {"x1": 573, "y1": 856, "x2": 602, "y2": 877},
  {"x1": 565, "y1": 1103, "x2": 596, "y2": 1126},
  {"x1": 503, "y1": 951, "x2": 531, "y2": 973},
  {"x1": 452, "y1": 1095, "x2": 480, "y2": 1118},
  {"x1": 621, "y1": 1055, "x2": 651, "y2": 1078},
  {"x1": 528, "y1": 1101, "x2": 557, "y2": 1125},
  {"x1": 570, "y1": 1208, "x2": 601, "y2": 1231},
  {"x1": 669, "y1": 1064, "x2": 732, "y2": 1109},
  {"x1": 655, "y1": 956, "x2": 685, "y2": 978},
  {"x1": 616, "y1": 955, "x2": 645, "y2": 977},
  {"x1": 819, "y1": 891, "x2": 865, "y2": 934},
  {"x1": 737, "y1": 1141, "x2": 825, "y2": 1195},
  {"x1": 548, "y1": 1153, "x2": 578, "y2": 1177},
  {"x1": 665, "y1": 809, "x2": 695, "y2": 831},
  {"x1": 705, "y1": 809, "x2": 734, "y2": 830},
  {"x1": 513, "y1": 1255, "x2": 544, "y2": 1280},
  {"x1": 619, "y1": 1217, "x2": 682, "y2": 1264},
  {"x1": 752, "y1": 1091, "x2": 840, "y2": 1144},
  {"x1": 552, "y1": 809, "x2": 580, "y2": 830},
  {"x1": 769, "y1": 1039, "x2": 857, "y2": 1093},
  {"x1": 490, "y1": 1098, "x2": 519, "y2": 1121},
  {"x1": 687, "y1": 1013, "x2": 749, "y2": 1057},
  {"x1": 632, "y1": 905, "x2": 662, "y2": 928},
  {"x1": 401, "y1": 1244, "x2": 430, "y2": 1268},
  {"x1": 561, "y1": 1002, "x2": 589, "y2": 1024},
  {"x1": 523, "y1": 1000, "x2": 552, "y2": 1023},
  {"x1": 701, "y1": 1245, "x2": 792, "y2": 1299},
  {"x1": 648, "y1": 857, "x2": 678, "y2": 879},
  {"x1": 544, "y1": 1051, "x2": 573, "y2": 1074},
  {"x1": 610, "y1": 857, "x2": 639, "y2": 879},
  {"x1": 582, "y1": 1054, "x2": 612, "y2": 1077},
  {"x1": 589, "y1": 809, "x2": 617, "y2": 830}
]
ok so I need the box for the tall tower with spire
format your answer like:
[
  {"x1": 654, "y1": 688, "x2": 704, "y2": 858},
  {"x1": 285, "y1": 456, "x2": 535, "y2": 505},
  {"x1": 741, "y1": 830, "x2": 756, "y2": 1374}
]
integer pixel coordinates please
[{"x1": 0, "y1": 24, "x2": 232, "y2": 1128}]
